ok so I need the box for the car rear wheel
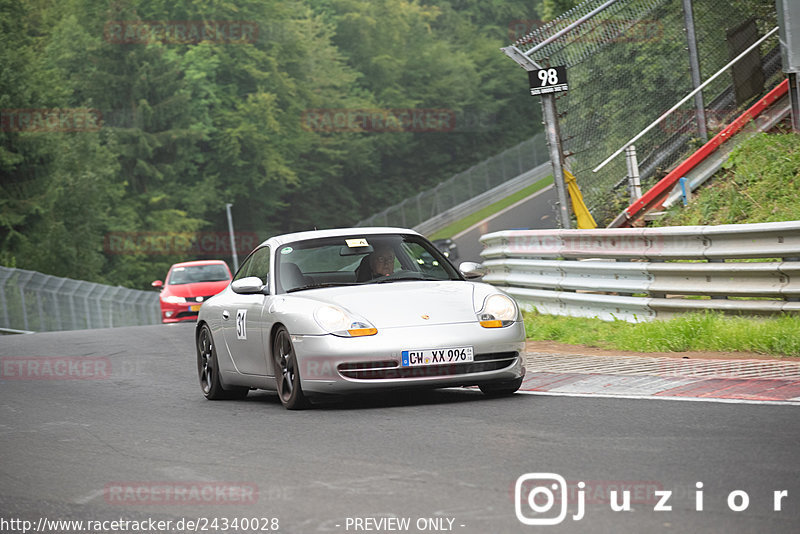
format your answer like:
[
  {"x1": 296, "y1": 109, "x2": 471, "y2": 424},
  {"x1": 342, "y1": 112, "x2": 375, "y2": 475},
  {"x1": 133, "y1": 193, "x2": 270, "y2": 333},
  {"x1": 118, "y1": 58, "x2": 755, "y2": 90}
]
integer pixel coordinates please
[
  {"x1": 197, "y1": 324, "x2": 248, "y2": 400},
  {"x1": 479, "y1": 376, "x2": 523, "y2": 397},
  {"x1": 272, "y1": 326, "x2": 310, "y2": 410}
]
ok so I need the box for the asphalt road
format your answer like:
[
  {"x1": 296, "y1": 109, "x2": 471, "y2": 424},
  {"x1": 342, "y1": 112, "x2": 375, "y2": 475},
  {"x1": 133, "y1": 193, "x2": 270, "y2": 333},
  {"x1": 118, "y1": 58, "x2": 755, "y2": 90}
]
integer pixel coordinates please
[
  {"x1": 451, "y1": 185, "x2": 558, "y2": 264},
  {"x1": 1, "y1": 324, "x2": 798, "y2": 534}
]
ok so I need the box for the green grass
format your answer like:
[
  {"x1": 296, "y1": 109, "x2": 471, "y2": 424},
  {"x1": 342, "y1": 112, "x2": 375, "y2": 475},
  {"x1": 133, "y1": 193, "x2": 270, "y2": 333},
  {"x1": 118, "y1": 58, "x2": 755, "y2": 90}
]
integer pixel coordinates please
[
  {"x1": 518, "y1": 132, "x2": 800, "y2": 357},
  {"x1": 523, "y1": 311, "x2": 800, "y2": 357},
  {"x1": 427, "y1": 176, "x2": 553, "y2": 240},
  {"x1": 656, "y1": 131, "x2": 800, "y2": 226},
  {"x1": 428, "y1": 133, "x2": 800, "y2": 356}
]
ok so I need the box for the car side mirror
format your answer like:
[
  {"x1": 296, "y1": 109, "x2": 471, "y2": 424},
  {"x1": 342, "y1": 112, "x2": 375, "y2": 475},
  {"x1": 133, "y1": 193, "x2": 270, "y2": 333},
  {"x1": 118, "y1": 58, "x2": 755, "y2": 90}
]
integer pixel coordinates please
[
  {"x1": 459, "y1": 262, "x2": 486, "y2": 280},
  {"x1": 231, "y1": 276, "x2": 268, "y2": 295},
  {"x1": 151, "y1": 280, "x2": 163, "y2": 289}
]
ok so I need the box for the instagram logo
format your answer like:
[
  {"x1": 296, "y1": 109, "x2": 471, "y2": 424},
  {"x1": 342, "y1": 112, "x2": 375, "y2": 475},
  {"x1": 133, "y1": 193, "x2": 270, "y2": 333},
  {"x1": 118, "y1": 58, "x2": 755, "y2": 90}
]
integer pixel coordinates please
[{"x1": 515, "y1": 473, "x2": 572, "y2": 525}]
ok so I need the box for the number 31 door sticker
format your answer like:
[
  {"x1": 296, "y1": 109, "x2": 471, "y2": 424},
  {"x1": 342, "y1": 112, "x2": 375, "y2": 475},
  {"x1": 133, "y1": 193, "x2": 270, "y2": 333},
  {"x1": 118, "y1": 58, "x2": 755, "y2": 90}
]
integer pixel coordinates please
[{"x1": 236, "y1": 309, "x2": 247, "y2": 340}]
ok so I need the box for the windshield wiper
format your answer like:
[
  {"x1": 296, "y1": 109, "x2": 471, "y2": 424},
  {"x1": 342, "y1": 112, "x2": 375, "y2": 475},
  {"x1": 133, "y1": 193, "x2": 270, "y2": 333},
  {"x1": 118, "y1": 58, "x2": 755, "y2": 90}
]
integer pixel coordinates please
[
  {"x1": 286, "y1": 282, "x2": 359, "y2": 293},
  {"x1": 372, "y1": 274, "x2": 426, "y2": 284}
]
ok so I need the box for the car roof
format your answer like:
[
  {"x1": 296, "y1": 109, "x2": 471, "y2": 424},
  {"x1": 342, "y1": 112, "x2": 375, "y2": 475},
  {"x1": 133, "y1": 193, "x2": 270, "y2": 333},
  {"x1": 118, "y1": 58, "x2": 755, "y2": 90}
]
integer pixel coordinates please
[{"x1": 259, "y1": 227, "x2": 421, "y2": 249}]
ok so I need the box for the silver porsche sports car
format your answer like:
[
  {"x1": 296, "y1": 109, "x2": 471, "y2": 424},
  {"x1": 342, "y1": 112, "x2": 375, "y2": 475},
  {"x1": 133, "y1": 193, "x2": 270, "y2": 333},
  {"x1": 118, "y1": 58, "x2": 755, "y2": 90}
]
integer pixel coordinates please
[{"x1": 195, "y1": 227, "x2": 525, "y2": 409}]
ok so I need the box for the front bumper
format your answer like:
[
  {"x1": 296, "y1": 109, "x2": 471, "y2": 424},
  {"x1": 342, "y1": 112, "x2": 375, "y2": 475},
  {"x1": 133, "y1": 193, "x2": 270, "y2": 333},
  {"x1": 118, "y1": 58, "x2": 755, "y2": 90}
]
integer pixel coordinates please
[
  {"x1": 160, "y1": 302, "x2": 203, "y2": 323},
  {"x1": 290, "y1": 320, "x2": 526, "y2": 395}
]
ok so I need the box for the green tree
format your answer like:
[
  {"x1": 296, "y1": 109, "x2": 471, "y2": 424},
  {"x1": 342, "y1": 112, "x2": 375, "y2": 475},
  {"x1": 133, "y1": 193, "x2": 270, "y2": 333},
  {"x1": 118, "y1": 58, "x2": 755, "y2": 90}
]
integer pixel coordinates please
[
  {"x1": 2, "y1": 0, "x2": 550, "y2": 287},
  {"x1": 1, "y1": 1, "x2": 125, "y2": 281},
  {"x1": 536, "y1": 0, "x2": 580, "y2": 22}
]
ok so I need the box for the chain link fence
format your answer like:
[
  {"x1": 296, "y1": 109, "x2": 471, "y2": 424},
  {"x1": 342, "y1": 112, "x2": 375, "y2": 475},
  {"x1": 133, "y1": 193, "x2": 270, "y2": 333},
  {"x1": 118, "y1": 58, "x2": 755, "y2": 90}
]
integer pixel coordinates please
[
  {"x1": 0, "y1": 267, "x2": 160, "y2": 333},
  {"x1": 355, "y1": 133, "x2": 549, "y2": 229},
  {"x1": 509, "y1": 0, "x2": 782, "y2": 225}
]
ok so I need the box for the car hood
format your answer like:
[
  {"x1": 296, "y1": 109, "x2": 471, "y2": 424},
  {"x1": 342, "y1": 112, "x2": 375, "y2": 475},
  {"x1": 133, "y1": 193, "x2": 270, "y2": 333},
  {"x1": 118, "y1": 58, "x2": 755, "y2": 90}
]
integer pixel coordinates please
[
  {"x1": 163, "y1": 280, "x2": 230, "y2": 298},
  {"x1": 306, "y1": 281, "x2": 479, "y2": 328}
]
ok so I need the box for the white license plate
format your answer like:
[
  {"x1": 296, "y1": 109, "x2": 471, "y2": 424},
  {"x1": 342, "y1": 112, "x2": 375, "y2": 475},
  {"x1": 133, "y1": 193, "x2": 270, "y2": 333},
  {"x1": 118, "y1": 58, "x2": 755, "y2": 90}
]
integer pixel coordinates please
[{"x1": 401, "y1": 346, "x2": 474, "y2": 367}]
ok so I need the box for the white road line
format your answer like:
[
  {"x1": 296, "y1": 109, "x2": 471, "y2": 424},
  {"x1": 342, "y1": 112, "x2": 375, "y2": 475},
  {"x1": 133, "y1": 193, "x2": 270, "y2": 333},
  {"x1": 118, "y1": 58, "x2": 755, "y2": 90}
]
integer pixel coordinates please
[
  {"x1": 517, "y1": 390, "x2": 800, "y2": 406},
  {"x1": 74, "y1": 487, "x2": 106, "y2": 504},
  {"x1": 452, "y1": 185, "x2": 554, "y2": 240}
]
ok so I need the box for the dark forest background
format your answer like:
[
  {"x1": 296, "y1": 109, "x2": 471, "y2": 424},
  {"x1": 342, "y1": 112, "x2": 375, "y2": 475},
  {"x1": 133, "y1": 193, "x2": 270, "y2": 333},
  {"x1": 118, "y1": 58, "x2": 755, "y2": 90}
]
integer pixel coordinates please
[{"x1": 1, "y1": 0, "x2": 575, "y2": 287}]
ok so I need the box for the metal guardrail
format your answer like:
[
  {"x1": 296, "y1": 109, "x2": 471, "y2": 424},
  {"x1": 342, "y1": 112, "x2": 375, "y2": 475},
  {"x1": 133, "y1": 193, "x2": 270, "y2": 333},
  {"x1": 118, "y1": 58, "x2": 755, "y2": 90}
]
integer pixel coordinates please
[
  {"x1": 356, "y1": 134, "x2": 549, "y2": 233},
  {"x1": 480, "y1": 221, "x2": 800, "y2": 322},
  {"x1": 413, "y1": 162, "x2": 552, "y2": 236},
  {"x1": 0, "y1": 267, "x2": 161, "y2": 333}
]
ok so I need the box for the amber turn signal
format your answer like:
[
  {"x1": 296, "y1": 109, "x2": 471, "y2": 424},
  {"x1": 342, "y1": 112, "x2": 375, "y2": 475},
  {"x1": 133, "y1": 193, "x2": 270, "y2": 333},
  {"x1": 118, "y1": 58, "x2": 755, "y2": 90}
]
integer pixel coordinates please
[{"x1": 347, "y1": 327, "x2": 378, "y2": 337}]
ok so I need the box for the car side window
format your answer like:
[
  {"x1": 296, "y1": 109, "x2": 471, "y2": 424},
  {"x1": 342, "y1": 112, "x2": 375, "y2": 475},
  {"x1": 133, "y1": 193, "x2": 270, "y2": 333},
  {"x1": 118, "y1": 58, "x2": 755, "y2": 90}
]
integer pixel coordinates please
[
  {"x1": 233, "y1": 255, "x2": 252, "y2": 282},
  {"x1": 248, "y1": 246, "x2": 271, "y2": 283},
  {"x1": 233, "y1": 246, "x2": 271, "y2": 283}
]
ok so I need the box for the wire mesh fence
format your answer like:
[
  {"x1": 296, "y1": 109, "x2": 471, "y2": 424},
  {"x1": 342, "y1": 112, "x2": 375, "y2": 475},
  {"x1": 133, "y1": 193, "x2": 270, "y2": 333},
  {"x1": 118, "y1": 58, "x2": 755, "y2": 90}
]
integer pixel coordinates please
[
  {"x1": 508, "y1": 0, "x2": 782, "y2": 225},
  {"x1": 355, "y1": 133, "x2": 549, "y2": 229},
  {"x1": 0, "y1": 267, "x2": 160, "y2": 333}
]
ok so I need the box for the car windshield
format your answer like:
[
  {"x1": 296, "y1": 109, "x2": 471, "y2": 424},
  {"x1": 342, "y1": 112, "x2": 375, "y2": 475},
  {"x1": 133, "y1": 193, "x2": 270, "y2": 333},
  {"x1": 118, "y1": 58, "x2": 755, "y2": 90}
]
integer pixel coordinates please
[
  {"x1": 276, "y1": 233, "x2": 461, "y2": 293},
  {"x1": 168, "y1": 264, "x2": 230, "y2": 285}
]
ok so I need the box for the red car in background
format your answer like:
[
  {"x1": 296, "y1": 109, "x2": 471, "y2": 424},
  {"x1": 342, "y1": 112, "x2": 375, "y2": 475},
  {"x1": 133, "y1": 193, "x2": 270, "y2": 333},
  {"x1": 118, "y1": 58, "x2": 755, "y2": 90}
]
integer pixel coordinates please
[{"x1": 152, "y1": 260, "x2": 232, "y2": 323}]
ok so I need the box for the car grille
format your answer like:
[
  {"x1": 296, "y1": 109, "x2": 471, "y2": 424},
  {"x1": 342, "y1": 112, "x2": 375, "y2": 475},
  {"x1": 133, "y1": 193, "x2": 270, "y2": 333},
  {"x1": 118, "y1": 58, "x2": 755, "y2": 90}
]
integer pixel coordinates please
[
  {"x1": 172, "y1": 296, "x2": 214, "y2": 319},
  {"x1": 187, "y1": 295, "x2": 215, "y2": 303},
  {"x1": 337, "y1": 352, "x2": 519, "y2": 380}
]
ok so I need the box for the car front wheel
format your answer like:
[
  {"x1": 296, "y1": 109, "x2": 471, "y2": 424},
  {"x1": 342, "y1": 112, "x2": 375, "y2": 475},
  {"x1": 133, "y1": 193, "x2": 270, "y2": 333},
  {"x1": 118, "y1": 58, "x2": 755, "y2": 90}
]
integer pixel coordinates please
[
  {"x1": 272, "y1": 326, "x2": 310, "y2": 410},
  {"x1": 197, "y1": 324, "x2": 248, "y2": 400}
]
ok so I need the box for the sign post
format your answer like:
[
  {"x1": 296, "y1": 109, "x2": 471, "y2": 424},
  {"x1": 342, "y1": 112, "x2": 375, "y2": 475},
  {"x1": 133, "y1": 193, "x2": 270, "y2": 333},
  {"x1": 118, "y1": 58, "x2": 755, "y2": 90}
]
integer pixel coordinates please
[
  {"x1": 778, "y1": 0, "x2": 800, "y2": 131},
  {"x1": 226, "y1": 203, "x2": 239, "y2": 273},
  {"x1": 501, "y1": 45, "x2": 572, "y2": 229},
  {"x1": 540, "y1": 93, "x2": 571, "y2": 229},
  {"x1": 529, "y1": 66, "x2": 571, "y2": 229}
]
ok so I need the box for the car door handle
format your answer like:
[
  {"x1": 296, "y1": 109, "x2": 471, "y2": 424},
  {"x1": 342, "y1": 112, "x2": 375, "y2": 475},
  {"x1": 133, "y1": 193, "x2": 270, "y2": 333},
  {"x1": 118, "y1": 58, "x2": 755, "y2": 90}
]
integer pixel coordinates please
[{"x1": 222, "y1": 311, "x2": 230, "y2": 320}]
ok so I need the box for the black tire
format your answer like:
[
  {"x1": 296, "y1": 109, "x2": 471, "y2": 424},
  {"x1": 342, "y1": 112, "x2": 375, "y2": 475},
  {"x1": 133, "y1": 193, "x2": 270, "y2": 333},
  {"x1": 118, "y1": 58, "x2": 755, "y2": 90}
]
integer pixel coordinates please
[
  {"x1": 197, "y1": 324, "x2": 248, "y2": 400},
  {"x1": 272, "y1": 326, "x2": 310, "y2": 410},
  {"x1": 479, "y1": 376, "x2": 523, "y2": 397}
]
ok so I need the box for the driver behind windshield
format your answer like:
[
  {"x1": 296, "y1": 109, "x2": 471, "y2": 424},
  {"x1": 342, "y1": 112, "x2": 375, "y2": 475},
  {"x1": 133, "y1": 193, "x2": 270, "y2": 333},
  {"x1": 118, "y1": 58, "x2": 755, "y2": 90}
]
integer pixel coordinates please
[
  {"x1": 370, "y1": 245, "x2": 395, "y2": 277},
  {"x1": 356, "y1": 244, "x2": 395, "y2": 281}
]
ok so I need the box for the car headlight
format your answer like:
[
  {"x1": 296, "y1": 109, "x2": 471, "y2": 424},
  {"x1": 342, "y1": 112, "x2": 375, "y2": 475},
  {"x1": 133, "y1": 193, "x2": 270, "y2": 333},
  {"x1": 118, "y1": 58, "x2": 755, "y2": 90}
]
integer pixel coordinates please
[
  {"x1": 314, "y1": 305, "x2": 377, "y2": 337},
  {"x1": 477, "y1": 294, "x2": 517, "y2": 328},
  {"x1": 162, "y1": 296, "x2": 187, "y2": 304}
]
